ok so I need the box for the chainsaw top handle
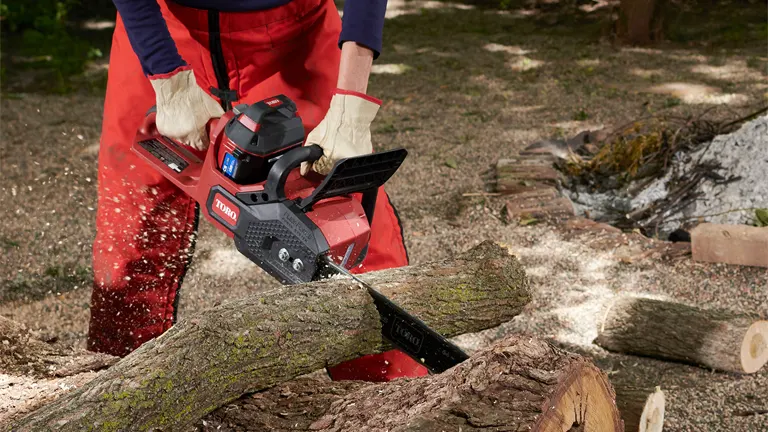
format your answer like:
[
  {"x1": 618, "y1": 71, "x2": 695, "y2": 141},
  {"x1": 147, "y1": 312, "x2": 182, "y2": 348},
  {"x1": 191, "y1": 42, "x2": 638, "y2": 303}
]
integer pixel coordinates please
[
  {"x1": 264, "y1": 144, "x2": 408, "y2": 228},
  {"x1": 264, "y1": 144, "x2": 324, "y2": 202}
]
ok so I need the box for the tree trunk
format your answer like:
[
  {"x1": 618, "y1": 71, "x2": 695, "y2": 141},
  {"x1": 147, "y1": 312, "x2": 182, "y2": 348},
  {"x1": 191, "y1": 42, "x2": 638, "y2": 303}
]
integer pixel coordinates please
[
  {"x1": 613, "y1": 385, "x2": 665, "y2": 432},
  {"x1": 595, "y1": 296, "x2": 768, "y2": 374},
  {"x1": 617, "y1": 0, "x2": 662, "y2": 45},
  {"x1": 10, "y1": 241, "x2": 531, "y2": 432},
  {"x1": 200, "y1": 335, "x2": 623, "y2": 432}
]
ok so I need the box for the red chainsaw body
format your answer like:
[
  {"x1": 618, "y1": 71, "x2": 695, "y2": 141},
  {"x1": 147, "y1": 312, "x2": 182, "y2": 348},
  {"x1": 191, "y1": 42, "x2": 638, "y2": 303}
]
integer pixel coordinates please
[{"x1": 132, "y1": 109, "x2": 369, "y2": 278}]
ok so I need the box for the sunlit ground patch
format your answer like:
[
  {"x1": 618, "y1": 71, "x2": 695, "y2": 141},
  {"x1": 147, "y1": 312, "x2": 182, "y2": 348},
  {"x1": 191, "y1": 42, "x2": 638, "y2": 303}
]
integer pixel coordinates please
[
  {"x1": 508, "y1": 56, "x2": 544, "y2": 71},
  {"x1": 665, "y1": 52, "x2": 709, "y2": 63},
  {"x1": 629, "y1": 68, "x2": 664, "y2": 78},
  {"x1": 578, "y1": 0, "x2": 615, "y2": 13},
  {"x1": 551, "y1": 120, "x2": 606, "y2": 132},
  {"x1": 506, "y1": 105, "x2": 546, "y2": 113},
  {"x1": 384, "y1": 0, "x2": 475, "y2": 19},
  {"x1": 691, "y1": 60, "x2": 765, "y2": 82},
  {"x1": 81, "y1": 20, "x2": 115, "y2": 30},
  {"x1": 576, "y1": 59, "x2": 601, "y2": 67},
  {"x1": 647, "y1": 82, "x2": 749, "y2": 105},
  {"x1": 621, "y1": 47, "x2": 664, "y2": 55},
  {"x1": 371, "y1": 64, "x2": 411, "y2": 74},
  {"x1": 483, "y1": 43, "x2": 534, "y2": 56}
]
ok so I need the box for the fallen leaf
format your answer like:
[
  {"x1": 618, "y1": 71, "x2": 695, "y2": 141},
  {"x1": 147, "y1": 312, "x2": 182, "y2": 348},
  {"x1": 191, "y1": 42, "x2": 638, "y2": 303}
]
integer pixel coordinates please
[
  {"x1": 755, "y1": 209, "x2": 768, "y2": 227},
  {"x1": 444, "y1": 158, "x2": 458, "y2": 169}
]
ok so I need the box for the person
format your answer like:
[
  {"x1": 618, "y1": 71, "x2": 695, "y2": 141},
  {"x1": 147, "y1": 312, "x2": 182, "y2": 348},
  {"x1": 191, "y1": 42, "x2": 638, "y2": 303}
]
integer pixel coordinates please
[{"x1": 89, "y1": 0, "x2": 428, "y2": 382}]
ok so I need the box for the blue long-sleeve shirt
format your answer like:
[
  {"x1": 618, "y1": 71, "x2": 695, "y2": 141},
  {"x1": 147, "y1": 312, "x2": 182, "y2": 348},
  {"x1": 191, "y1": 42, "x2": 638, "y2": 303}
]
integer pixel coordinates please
[{"x1": 113, "y1": 0, "x2": 387, "y2": 76}]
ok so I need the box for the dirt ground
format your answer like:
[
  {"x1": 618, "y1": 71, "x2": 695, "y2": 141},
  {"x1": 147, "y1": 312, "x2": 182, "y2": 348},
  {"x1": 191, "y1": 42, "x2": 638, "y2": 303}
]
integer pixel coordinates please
[{"x1": 1, "y1": 0, "x2": 767, "y2": 430}]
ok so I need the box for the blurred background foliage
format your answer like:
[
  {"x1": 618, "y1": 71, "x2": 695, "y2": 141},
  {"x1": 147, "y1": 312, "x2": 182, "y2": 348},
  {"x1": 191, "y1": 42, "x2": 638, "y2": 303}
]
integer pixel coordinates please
[
  {"x1": 1, "y1": 0, "x2": 111, "y2": 94},
  {"x1": 0, "y1": 0, "x2": 765, "y2": 94}
]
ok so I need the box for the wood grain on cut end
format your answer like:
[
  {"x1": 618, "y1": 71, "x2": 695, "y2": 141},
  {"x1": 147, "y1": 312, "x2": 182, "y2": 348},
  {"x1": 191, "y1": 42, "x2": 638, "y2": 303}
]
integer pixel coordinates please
[
  {"x1": 741, "y1": 321, "x2": 768, "y2": 374},
  {"x1": 639, "y1": 387, "x2": 665, "y2": 432},
  {"x1": 614, "y1": 384, "x2": 665, "y2": 432},
  {"x1": 535, "y1": 361, "x2": 623, "y2": 432}
]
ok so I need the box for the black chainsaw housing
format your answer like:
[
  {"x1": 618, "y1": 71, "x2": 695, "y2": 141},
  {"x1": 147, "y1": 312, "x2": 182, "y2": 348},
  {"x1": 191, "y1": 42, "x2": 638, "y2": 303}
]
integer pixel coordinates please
[{"x1": 206, "y1": 186, "x2": 329, "y2": 284}]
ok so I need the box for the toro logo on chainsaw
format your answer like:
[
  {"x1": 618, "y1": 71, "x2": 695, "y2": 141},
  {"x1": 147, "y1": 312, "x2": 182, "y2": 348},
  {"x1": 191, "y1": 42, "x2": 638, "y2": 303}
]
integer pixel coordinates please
[
  {"x1": 211, "y1": 193, "x2": 240, "y2": 227},
  {"x1": 392, "y1": 317, "x2": 424, "y2": 352}
]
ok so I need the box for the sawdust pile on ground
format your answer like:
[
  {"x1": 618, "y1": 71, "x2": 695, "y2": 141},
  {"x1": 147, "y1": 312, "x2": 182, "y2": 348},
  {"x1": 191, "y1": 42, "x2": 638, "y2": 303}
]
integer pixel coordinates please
[{"x1": 0, "y1": 372, "x2": 100, "y2": 425}]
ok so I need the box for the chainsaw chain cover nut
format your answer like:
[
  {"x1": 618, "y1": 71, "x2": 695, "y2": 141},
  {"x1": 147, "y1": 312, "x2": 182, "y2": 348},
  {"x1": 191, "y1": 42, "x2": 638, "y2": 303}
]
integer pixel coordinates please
[
  {"x1": 292, "y1": 259, "x2": 304, "y2": 272},
  {"x1": 278, "y1": 248, "x2": 290, "y2": 262}
]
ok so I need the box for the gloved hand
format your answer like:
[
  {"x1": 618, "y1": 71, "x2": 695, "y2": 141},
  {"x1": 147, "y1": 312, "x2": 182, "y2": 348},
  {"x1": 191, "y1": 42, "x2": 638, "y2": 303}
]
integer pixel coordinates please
[
  {"x1": 300, "y1": 90, "x2": 381, "y2": 176},
  {"x1": 149, "y1": 66, "x2": 225, "y2": 151}
]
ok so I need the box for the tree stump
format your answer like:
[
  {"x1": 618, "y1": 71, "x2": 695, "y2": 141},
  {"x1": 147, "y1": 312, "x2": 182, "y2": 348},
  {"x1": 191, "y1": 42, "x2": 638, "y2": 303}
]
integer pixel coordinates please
[
  {"x1": 201, "y1": 335, "x2": 624, "y2": 431},
  {"x1": 595, "y1": 296, "x2": 768, "y2": 374},
  {"x1": 616, "y1": 0, "x2": 663, "y2": 45}
]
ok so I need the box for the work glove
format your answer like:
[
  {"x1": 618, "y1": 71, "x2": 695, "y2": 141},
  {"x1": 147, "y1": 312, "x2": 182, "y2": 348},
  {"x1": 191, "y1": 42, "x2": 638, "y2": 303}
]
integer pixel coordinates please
[
  {"x1": 149, "y1": 66, "x2": 225, "y2": 151},
  {"x1": 300, "y1": 90, "x2": 381, "y2": 176}
]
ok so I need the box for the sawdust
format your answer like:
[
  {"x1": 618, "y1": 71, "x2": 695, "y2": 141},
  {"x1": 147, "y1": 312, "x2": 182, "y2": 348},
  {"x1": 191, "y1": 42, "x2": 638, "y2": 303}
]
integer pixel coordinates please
[{"x1": 0, "y1": 372, "x2": 100, "y2": 425}]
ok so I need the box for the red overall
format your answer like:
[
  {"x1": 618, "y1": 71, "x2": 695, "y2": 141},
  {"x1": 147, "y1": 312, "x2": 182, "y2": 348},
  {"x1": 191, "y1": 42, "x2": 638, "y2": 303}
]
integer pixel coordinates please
[{"x1": 89, "y1": 0, "x2": 428, "y2": 381}]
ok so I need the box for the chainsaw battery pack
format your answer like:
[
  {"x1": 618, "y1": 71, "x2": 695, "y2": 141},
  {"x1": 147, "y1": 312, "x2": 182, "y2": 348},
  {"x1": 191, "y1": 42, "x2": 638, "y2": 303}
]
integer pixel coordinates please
[{"x1": 218, "y1": 95, "x2": 305, "y2": 185}]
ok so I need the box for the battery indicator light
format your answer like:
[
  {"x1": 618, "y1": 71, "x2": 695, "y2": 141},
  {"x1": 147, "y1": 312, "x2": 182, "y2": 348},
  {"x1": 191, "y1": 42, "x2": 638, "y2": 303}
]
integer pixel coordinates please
[{"x1": 222, "y1": 153, "x2": 238, "y2": 178}]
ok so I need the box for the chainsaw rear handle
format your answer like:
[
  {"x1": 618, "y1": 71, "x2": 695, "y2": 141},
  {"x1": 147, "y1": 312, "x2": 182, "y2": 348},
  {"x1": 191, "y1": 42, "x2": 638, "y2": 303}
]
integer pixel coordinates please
[
  {"x1": 139, "y1": 105, "x2": 217, "y2": 139},
  {"x1": 265, "y1": 145, "x2": 379, "y2": 226}
]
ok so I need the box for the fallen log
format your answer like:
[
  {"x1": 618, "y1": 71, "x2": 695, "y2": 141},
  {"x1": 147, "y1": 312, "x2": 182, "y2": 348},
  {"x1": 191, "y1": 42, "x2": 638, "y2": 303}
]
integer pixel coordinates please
[
  {"x1": 200, "y1": 335, "x2": 623, "y2": 431},
  {"x1": 595, "y1": 296, "x2": 768, "y2": 374},
  {"x1": 10, "y1": 241, "x2": 531, "y2": 432},
  {"x1": 613, "y1": 385, "x2": 665, "y2": 432}
]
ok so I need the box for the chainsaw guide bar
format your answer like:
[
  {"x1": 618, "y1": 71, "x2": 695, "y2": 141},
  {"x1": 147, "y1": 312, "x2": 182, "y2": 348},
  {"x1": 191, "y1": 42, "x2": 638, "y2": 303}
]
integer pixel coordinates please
[{"x1": 320, "y1": 258, "x2": 470, "y2": 374}]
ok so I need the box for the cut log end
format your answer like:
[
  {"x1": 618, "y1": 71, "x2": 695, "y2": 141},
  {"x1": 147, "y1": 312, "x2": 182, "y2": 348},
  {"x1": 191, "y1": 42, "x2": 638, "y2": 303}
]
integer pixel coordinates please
[
  {"x1": 639, "y1": 388, "x2": 665, "y2": 432},
  {"x1": 613, "y1": 384, "x2": 665, "y2": 432},
  {"x1": 741, "y1": 321, "x2": 768, "y2": 374},
  {"x1": 537, "y1": 362, "x2": 623, "y2": 432}
]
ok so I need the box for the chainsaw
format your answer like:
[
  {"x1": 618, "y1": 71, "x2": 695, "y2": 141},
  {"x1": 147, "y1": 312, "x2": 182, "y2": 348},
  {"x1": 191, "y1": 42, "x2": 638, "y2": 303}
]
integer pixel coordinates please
[{"x1": 132, "y1": 95, "x2": 468, "y2": 373}]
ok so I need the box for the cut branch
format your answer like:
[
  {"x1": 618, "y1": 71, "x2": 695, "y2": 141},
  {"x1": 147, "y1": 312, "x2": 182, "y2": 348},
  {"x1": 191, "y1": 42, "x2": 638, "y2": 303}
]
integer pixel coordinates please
[
  {"x1": 11, "y1": 241, "x2": 531, "y2": 432},
  {"x1": 595, "y1": 296, "x2": 768, "y2": 374},
  {"x1": 200, "y1": 335, "x2": 623, "y2": 432}
]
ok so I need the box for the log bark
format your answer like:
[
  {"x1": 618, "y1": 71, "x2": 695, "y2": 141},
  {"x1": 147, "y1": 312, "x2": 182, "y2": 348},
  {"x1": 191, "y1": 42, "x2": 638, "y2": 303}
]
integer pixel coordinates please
[
  {"x1": 595, "y1": 296, "x2": 768, "y2": 374},
  {"x1": 10, "y1": 241, "x2": 531, "y2": 432},
  {"x1": 494, "y1": 158, "x2": 563, "y2": 195},
  {"x1": 200, "y1": 335, "x2": 623, "y2": 432},
  {"x1": 613, "y1": 385, "x2": 665, "y2": 432}
]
